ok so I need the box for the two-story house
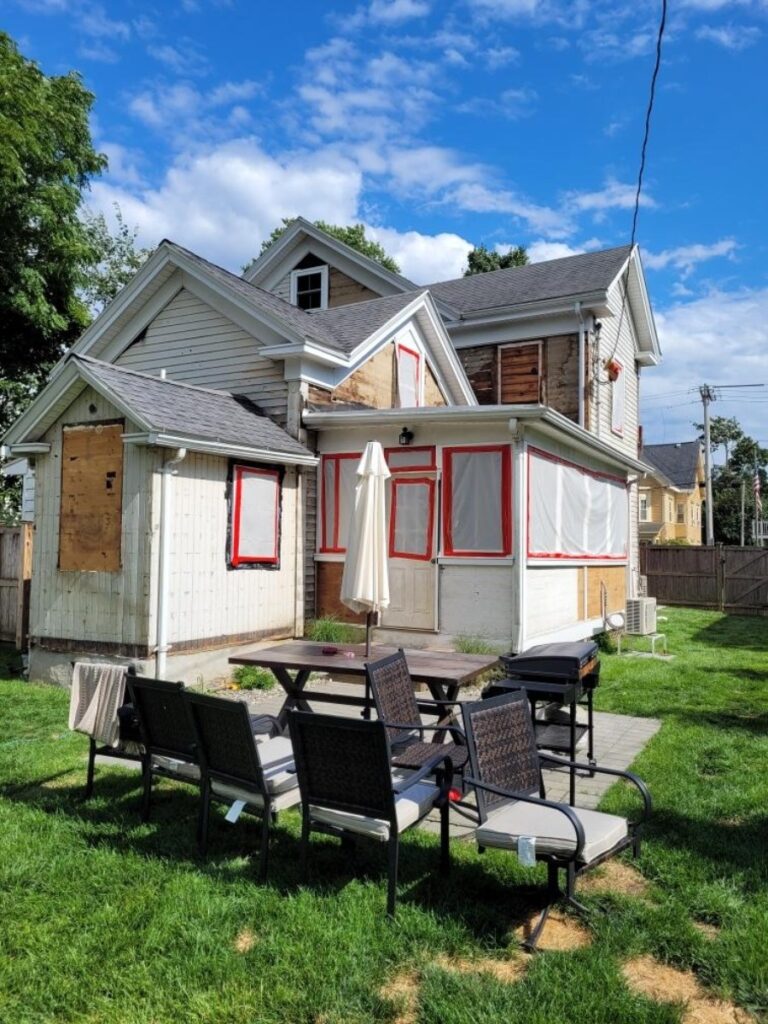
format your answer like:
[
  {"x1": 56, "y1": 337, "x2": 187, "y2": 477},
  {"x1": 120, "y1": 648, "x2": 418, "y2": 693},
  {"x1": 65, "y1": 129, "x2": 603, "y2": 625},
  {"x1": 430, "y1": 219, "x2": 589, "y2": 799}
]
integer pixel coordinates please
[
  {"x1": 639, "y1": 441, "x2": 704, "y2": 544},
  {"x1": 2, "y1": 219, "x2": 660, "y2": 683}
]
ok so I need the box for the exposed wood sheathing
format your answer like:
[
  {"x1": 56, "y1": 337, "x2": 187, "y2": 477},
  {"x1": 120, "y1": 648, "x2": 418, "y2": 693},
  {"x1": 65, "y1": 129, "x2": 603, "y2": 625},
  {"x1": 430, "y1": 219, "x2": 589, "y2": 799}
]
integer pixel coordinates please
[
  {"x1": 59, "y1": 422, "x2": 124, "y2": 572},
  {"x1": 586, "y1": 565, "x2": 626, "y2": 617},
  {"x1": 499, "y1": 343, "x2": 541, "y2": 404},
  {"x1": 308, "y1": 343, "x2": 447, "y2": 410},
  {"x1": 316, "y1": 561, "x2": 366, "y2": 622},
  {"x1": 328, "y1": 266, "x2": 379, "y2": 307}
]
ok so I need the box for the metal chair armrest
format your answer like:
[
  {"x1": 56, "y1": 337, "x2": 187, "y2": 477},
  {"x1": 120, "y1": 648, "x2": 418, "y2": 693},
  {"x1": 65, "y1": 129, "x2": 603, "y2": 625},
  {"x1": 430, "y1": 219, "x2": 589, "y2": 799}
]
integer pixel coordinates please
[
  {"x1": 392, "y1": 751, "x2": 454, "y2": 794},
  {"x1": 463, "y1": 774, "x2": 586, "y2": 861},
  {"x1": 538, "y1": 754, "x2": 652, "y2": 825}
]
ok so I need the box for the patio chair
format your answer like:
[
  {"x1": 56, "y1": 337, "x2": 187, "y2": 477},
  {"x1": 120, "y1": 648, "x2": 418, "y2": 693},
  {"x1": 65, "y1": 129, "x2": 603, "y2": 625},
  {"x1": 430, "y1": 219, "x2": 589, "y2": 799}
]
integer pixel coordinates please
[
  {"x1": 125, "y1": 674, "x2": 202, "y2": 823},
  {"x1": 461, "y1": 690, "x2": 651, "y2": 950},
  {"x1": 184, "y1": 692, "x2": 301, "y2": 880},
  {"x1": 288, "y1": 710, "x2": 452, "y2": 916},
  {"x1": 365, "y1": 649, "x2": 469, "y2": 775}
]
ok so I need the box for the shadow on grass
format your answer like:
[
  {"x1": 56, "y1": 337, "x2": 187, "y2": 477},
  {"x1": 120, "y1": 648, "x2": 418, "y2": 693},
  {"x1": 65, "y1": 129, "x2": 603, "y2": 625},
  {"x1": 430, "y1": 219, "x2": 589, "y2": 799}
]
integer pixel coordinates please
[{"x1": 692, "y1": 615, "x2": 768, "y2": 652}]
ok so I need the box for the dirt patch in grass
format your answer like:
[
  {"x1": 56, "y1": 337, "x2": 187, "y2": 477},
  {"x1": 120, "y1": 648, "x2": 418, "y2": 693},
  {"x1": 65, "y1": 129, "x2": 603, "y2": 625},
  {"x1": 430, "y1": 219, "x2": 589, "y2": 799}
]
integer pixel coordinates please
[
  {"x1": 622, "y1": 956, "x2": 753, "y2": 1024},
  {"x1": 579, "y1": 860, "x2": 652, "y2": 899},
  {"x1": 433, "y1": 953, "x2": 527, "y2": 984},
  {"x1": 379, "y1": 970, "x2": 420, "y2": 1024},
  {"x1": 233, "y1": 928, "x2": 257, "y2": 954},
  {"x1": 692, "y1": 921, "x2": 721, "y2": 941},
  {"x1": 515, "y1": 910, "x2": 592, "y2": 951}
]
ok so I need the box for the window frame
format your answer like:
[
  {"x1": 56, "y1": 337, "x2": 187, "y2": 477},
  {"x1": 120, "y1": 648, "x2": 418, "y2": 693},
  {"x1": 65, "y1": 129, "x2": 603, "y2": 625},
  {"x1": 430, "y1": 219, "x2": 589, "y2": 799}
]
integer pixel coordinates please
[
  {"x1": 290, "y1": 265, "x2": 329, "y2": 311},
  {"x1": 384, "y1": 446, "x2": 436, "y2": 473},
  {"x1": 319, "y1": 452, "x2": 361, "y2": 553},
  {"x1": 230, "y1": 464, "x2": 282, "y2": 568},
  {"x1": 611, "y1": 359, "x2": 625, "y2": 437},
  {"x1": 388, "y1": 476, "x2": 435, "y2": 561},
  {"x1": 442, "y1": 444, "x2": 512, "y2": 558},
  {"x1": 639, "y1": 492, "x2": 650, "y2": 522},
  {"x1": 396, "y1": 341, "x2": 422, "y2": 408}
]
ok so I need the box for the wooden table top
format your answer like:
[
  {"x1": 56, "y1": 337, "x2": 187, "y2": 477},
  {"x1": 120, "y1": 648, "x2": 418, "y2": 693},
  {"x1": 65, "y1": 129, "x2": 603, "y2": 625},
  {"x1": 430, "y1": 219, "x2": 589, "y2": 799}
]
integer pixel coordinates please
[{"x1": 230, "y1": 640, "x2": 499, "y2": 687}]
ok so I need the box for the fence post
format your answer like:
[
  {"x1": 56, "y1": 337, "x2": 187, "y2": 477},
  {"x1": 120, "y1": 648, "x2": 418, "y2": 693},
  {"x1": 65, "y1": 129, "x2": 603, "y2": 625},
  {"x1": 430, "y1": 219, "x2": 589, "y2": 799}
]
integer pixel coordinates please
[
  {"x1": 717, "y1": 543, "x2": 725, "y2": 611},
  {"x1": 15, "y1": 524, "x2": 33, "y2": 650}
]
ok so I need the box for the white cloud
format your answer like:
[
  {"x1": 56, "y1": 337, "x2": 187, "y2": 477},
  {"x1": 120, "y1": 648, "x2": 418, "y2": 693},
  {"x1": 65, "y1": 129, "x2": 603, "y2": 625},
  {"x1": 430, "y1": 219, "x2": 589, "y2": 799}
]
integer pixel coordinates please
[
  {"x1": 127, "y1": 79, "x2": 262, "y2": 132},
  {"x1": 644, "y1": 287, "x2": 768, "y2": 443},
  {"x1": 527, "y1": 240, "x2": 586, "y2": 262},
  {"x1": 147, "y1": 40, "x2": 210, "y2": 75},
  {"x1": 78, "y1": 40, "x2": 119, "y2": 62},
  {"x1": 643, "y1": 239, "x2": 738, "y2": 275},
  {"x1": 367, "y1": 0, "x2": 430, "y2": 22},
  {"x1": 78, "y1": 4, "x2": 130, "y2": 39},
  {"x1": 99, "y1": 142, "x2": 145, "y2": 186},
  {"x1": 365, "y1": 225, "x2": 472, "y2": 282},
  {"x1": 88, "y1": 141, "x2": 362, "y2": 270},
  {"x1": 449, "y1": 183, "x2": 574, "y2": 237},
  {"x1": 566, "y1": 179, "x2": 656, "y2": 214},
  {"x1": 485, "y1": 46, "x2": 521, "y2": 68},
  {"x1": 458, "y1": 88, "x2": 538, "y2": 120},
  {"x1": 696, "y1": 24, "x2": 761, "y2": 48}
]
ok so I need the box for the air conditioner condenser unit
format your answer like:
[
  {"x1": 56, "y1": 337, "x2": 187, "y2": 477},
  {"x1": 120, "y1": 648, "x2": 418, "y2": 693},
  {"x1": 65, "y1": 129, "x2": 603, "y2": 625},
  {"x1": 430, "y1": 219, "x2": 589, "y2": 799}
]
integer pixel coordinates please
[{"x1": 625, "y1": 597, "x2": 657, "y2": 635}]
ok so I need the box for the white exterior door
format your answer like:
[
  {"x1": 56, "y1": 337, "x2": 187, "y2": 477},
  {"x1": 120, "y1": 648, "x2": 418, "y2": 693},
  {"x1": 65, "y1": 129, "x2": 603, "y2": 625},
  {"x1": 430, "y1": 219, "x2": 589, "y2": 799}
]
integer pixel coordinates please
[{"x1": 381, "y1": 474, "x2": 438, "y2": 631}]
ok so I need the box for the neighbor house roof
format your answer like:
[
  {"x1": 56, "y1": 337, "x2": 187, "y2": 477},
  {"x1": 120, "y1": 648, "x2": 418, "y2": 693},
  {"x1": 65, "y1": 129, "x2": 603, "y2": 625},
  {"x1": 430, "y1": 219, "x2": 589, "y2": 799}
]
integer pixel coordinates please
[
  {"x1": 425, "y1": 246, "x2": 633, "y2": 316},
  {"x1": 72, "y1": 356, "x2": 315, "y2": 463},
  {"x1": 643, "y1": 441, "x2": 702, "y2": 490}
]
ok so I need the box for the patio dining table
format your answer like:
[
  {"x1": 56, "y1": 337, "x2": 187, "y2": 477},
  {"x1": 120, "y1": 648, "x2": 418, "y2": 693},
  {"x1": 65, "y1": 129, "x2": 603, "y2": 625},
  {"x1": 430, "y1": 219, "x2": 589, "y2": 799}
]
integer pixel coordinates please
[{"x1": 229, "y1": 641, "x2": 499, "y2": 742}]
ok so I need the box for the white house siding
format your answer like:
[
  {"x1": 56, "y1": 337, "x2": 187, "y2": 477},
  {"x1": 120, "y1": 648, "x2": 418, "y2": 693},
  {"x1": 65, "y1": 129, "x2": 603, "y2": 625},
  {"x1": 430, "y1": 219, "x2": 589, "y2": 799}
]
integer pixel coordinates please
[
  {"x1": 29, "y1": 386, "x2": 154, "y2": 656},
  {"x1": 525, "y1": 567, "x2": 580, "y2": 639},
  {"x1": 153, "y1": 452, "x2": 300, "y2": 649},
  {"x1": 438, "y1": 565, "x2": 515, "y2": 646},
  {"x1": 595, "y1": 282, "x2": 641, "y2": 460},
  {"x1": 116, "y1": 288, "x2": 289, "y2": 425}
]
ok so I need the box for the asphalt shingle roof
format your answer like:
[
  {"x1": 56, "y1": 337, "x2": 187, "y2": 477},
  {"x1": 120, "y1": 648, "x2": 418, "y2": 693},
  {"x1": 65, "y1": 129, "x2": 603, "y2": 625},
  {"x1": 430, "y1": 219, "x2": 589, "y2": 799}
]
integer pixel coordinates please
[
  {"x1": 425, "y1": 245, "x2": 633, "y2": 316},
  {"x1": 73, "y1": 356, "x2": 312, "y2": 458},
  {"x1": 643, "y1": 441, "x2": 702, "y2": 490},
  {"x1": 309, "y1": 290, "x2": 426, "y2": 354}
]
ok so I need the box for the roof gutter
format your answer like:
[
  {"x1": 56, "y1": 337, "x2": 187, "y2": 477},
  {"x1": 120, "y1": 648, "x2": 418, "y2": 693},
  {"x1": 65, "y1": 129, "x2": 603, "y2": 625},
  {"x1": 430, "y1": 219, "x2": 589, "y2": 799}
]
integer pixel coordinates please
[{"x1": 122, "y1": 432, "x2": 318, "y2": 466}]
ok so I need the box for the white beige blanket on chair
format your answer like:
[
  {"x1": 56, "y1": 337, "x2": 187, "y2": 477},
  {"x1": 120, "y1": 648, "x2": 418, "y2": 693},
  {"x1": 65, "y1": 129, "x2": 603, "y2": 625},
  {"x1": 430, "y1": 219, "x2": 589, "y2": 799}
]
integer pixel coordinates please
[{"x1": 68, "y1": 662, "x2": 128, "y2": 748}]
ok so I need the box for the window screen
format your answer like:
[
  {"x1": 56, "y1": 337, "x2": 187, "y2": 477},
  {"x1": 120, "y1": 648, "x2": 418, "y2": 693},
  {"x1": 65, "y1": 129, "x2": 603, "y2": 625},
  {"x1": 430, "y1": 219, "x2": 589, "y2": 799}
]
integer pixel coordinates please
[
  {"x1": 320, "y1": 453, "x2": 360, "y2": 552},
  {"x1": 384, "y1": 447, "x2": 436, "y2": 472},
  {"x1": 443, "y1": 446, "x2": 511, "y2": 556},
  {"x1": 397, "y1": 344, "x2": 421, "y2": 408},
  {"x1": 231, "y1": 466, "x2": 281, "y2": 566},
  {"x1": 389, "y1": 478, "x2": 434, "y2": 560},
  {"x1": 528, "y1": 448, "x2": 627, "y2": 559}
]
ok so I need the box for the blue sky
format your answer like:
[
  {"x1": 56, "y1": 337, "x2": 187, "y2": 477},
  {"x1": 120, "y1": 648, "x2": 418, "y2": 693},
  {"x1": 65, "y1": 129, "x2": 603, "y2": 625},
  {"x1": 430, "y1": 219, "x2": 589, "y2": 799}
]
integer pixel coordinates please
[{"x1": 6, "y1": 0, "x2": 768, "y2": 446}]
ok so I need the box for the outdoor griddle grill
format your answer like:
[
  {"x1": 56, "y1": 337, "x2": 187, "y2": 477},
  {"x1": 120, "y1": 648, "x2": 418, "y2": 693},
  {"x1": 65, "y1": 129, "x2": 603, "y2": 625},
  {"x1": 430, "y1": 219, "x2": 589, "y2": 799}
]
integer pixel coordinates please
[{"x1": 482, "y1": 640, "x2": 600, "y2": 805}]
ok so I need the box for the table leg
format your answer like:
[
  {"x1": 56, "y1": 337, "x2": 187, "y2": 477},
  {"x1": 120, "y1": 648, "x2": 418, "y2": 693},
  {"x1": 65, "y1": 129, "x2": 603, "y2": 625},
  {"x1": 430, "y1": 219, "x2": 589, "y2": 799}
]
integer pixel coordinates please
[
  {"x1": 273, "y1": 667, "x2": 313, "y2": 730},
  {"x1": 425, "y1": 681, "x2": 460, "y2": 744}
]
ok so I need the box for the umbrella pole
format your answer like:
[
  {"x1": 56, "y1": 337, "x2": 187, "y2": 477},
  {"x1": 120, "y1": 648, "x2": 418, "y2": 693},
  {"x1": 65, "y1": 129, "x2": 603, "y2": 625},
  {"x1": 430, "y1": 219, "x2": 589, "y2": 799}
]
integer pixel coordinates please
[{"x1": 365, "y1": 611, "x2": 373, "y2": 659}]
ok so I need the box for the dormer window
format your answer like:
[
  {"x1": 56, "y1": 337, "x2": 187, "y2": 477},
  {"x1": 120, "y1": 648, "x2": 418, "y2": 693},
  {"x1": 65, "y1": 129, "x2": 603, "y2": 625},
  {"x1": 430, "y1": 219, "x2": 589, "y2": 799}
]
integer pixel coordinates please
[{"x1": 290, "y1": 265, "x2": 328, "y2": 310}]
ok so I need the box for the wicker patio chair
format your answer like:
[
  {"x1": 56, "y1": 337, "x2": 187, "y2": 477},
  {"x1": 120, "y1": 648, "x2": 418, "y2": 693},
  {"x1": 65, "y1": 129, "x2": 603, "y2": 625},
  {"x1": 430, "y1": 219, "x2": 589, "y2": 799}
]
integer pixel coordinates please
[
  {"x1": 125, "y1": 674, "x2": 202, "y2": 823},
  {"x1": 365, "y1": 649, "x2": 469, "y2": 775},
  {"x1": 184, "y1": 692, "x2": 300, "y2": 880},
  {"x1": 462, "y1": 690, "x2": 651, "y2": 950},
  {"x1": 288, "y1": 710, "x2": 452, "y2": 916}
]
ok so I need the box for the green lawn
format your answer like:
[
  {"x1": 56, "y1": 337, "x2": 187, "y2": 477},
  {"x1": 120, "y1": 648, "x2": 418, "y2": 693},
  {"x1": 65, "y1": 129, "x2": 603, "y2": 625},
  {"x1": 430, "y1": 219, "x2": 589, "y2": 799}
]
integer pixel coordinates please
[{"x1": 0, "y1": 607, "x2": 766, "y2": 1024}]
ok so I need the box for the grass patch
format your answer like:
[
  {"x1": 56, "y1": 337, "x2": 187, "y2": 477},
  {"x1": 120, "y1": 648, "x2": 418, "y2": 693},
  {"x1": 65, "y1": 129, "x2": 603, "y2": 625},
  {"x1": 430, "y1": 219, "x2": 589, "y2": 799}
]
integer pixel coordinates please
[
  {"x1": 453, "y1": 634, "x2": 499, "y2": 655},
  {"x1": 305, "y1": 615, "x2": 364, "y2": 644},
  {"x1": 231, "y1": 664, "x2": 276, "y2": 691},
  {"x1": 1, "y1": 607, "x2": 767, "y2": 1022}
]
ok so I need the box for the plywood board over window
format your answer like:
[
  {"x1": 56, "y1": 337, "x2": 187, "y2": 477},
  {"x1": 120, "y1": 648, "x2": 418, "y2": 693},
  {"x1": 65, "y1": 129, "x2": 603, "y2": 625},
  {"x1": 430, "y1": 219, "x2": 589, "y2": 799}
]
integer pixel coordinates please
[{"x1": 59, "y1": 421, "x2": 124, "y2": 572}]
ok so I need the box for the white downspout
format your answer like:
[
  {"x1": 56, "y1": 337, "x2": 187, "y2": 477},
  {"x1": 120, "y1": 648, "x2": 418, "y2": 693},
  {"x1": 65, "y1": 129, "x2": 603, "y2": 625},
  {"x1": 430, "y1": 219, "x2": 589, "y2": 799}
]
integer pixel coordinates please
[
  {"x1": 156, "y1": 447, "x2": 187, "y2": 678},
  {"x1": 508, "y1": 418, "x2": 526, "y2": 653},
  {"x1": 576, "y1": 302, "x2": 586, "y2": 429}
]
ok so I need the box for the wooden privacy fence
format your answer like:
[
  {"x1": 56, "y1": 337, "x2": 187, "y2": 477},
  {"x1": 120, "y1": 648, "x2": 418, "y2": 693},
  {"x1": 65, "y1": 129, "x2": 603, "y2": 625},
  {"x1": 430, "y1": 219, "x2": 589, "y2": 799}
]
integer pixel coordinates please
[
  {"x1": 0, "y1": 525, "x2": 33, "y2": 648},
  {"x1": 640, "y1": 544, "x2": 768, "y2": 614}
]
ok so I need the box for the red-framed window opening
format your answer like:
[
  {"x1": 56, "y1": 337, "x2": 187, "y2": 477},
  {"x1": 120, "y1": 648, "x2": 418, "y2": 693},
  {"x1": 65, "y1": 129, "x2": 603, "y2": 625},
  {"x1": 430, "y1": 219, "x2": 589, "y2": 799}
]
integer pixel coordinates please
[
  {"x1": 384, "y1": 446, "x2": 436, "y2": 473},
  {"x1": 230, "y1": 465, "x2": 281, "y2": 566},
  {"x1": 443, "y1": 445, "x2": 512, "y2": 557},
  {"x1": 526, "y1": 446, "x2": 628, "y2": 560},
  {"x1": 389, "y1": 477, "x2": 435, "y2": 561},
  {"x1": 396, "y1": 342, "x2": 421, "y2": 408},
  {"x1": 319, "y1": 453, "x2": 361, "y2": 553},
  {"x1": 611, "y1": 360, "x2": 625, "y2": 436}
]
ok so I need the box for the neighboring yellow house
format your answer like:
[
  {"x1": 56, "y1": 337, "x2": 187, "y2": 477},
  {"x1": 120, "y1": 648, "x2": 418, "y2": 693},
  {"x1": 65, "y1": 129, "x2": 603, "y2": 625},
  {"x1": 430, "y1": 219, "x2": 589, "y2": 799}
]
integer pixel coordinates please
[{"x1": 639, "y1": 441, "x2": 705, "y2": 544}]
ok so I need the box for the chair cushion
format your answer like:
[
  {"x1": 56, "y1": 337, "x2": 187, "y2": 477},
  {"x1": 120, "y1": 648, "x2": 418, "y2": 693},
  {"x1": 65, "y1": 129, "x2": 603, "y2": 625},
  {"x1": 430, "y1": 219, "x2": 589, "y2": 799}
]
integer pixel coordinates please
[
  {"x1": 309, "y1": 781, "x2": 438, "y2": 842},
  {"x1": 476, "y1": 800, "x2": 628, "y2": 864},
  {"x1": 209, "y1": 736, "x2": 300, "y2": 813},
  {"x1": 210, "y1": 779, "x2": 300, "y2": 813},
  {"x1": 151, "y1": 755, "x2": 201, "y2": 782}
]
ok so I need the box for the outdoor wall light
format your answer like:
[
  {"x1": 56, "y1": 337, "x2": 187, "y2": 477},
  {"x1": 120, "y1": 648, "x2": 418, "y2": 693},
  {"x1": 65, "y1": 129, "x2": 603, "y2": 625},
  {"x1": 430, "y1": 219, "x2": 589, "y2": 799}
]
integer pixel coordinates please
[{"x1": 399, "y1": 426, "x2": 415, "y2": 446}]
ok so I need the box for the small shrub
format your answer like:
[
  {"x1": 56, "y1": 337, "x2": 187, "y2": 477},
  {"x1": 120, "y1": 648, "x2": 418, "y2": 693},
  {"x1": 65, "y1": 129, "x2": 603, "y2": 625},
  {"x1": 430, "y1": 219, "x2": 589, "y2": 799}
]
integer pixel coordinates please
[
  {"x1": 595, "y1": 630, "x2": 618, "y2": 654},
  {"x1": 232, "y1": 665, "x2": 276, "y2": 691},
  {"x1": 453, "y1": 634, "x2": 497, "y2": 655},
  {"x1": 305, "y1": 616, "x2": 364, "y2": 644}
]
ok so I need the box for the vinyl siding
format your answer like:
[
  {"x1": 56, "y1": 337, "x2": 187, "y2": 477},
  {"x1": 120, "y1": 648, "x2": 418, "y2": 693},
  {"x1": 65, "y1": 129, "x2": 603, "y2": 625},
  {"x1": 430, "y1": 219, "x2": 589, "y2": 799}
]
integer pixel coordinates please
[
  {"x1": 117, "y1": 288, "x2": 289, "y2": 425},
  {"x1": 30, "y1": 387, "x2": 155, "y2": 648},
  {"x1": 596, "y1": 282, "x2": 641, "y2": 459}
]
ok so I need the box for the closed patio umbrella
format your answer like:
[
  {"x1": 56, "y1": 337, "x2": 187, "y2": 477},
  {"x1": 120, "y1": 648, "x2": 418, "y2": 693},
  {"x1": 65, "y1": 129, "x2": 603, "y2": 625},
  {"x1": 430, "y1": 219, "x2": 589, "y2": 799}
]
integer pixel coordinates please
[{"x1": 340, "y1": 440, "x2": 391, "y2": 658}]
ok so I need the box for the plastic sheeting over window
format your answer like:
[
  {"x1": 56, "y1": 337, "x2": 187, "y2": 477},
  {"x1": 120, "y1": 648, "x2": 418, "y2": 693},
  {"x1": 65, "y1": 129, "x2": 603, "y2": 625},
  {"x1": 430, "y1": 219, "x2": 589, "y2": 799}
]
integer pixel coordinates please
[
  {"x1": 320, "y1": 453, "x2": 360, "y2": 552},
  {"x1": 231, "y1": 466, "x2": 280, "y2": 566},
  {"x1": 389, "y1": 478, "x2": 434, "y2": 560},
  {"x1": 396, "y1": 344, "x2": 421, "y2": 408},
  {"x1": 528, "y1": 448, "x2": 627, "y2": 560},
  {"x1": 444, "y1": 446, "x2": 512, "y2": 556},
  {"x1": 611, "y1": 362, "x2": 625, "y2": 435}
]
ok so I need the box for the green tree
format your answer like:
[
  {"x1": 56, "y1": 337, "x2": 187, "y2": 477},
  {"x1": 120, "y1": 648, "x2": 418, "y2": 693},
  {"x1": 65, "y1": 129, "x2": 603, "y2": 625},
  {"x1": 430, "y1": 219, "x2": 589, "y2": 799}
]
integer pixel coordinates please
[
  {"x1": 82, "y1": 204, "x2": 154, "y2": 313},
  {"x1": 463, "y1": 243, "x2": 528, "y2": 276},
  {"x1": 706, "y1": 428, "x2": 767, "y2": 544},
  {"x1": 693, "y1": 415, "x2": 743, "y2": 462},
  {"x1": 253, "y1": 219, "x2": 400, "y2": 275},
  {"x1": 0, "y1": 32, "x2": 106, "y2": 385}
]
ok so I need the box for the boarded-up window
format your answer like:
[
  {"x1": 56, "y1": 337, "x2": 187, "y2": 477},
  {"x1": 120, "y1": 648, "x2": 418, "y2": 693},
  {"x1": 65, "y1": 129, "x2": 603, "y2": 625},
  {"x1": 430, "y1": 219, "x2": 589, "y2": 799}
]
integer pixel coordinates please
[
  {"x1": 59, "y1": 422, "x2": 124, "y2": 572},
  {"x1": 498, "y1": 343, "x2": 541, "y2": 404}
]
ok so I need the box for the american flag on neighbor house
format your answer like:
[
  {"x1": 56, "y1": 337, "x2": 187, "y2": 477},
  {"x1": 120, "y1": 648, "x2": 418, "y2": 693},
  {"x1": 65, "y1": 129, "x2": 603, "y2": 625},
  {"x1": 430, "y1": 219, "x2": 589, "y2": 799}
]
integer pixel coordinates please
[{"x1": 755, "y1": 471, "x2": 763, "y2": 516}]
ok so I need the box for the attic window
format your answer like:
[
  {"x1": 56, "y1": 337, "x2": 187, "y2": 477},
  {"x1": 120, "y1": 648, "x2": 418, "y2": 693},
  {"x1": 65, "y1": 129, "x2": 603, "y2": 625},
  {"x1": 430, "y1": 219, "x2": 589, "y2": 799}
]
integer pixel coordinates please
[
  {"x1": 291, "y1": 265, "x2": 328, "y2": 310},
  {"x1": 396, "y1": 342, "x2": 422, "y2": 408}
]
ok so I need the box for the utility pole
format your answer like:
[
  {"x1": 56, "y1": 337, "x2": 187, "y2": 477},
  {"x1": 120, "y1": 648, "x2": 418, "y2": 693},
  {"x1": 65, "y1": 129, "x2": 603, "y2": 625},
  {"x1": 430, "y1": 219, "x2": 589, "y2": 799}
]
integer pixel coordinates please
[{"x1": 699, "y1": 385, "x2": 715, "y2": 545}]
